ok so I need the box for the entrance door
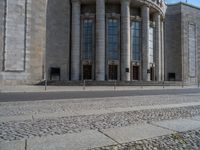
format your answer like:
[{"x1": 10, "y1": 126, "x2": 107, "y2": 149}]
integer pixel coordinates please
[
  {"x1": 150, "y1": 67, "x2": 155, "y2": 81},
  {"x1": 83, "y1": 65, "x2": 92, "y2": 80},
  {"x1": 132, "y1": 66, "x2": 139, "y2": 80},
  {"x1": 109, "y1": 65, "x2": 118, "y2": 80}
]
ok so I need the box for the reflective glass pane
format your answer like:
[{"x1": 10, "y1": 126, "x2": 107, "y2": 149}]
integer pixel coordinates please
[
  {"x1": 107, "y1": 19, "x2": 119, "y2": 60},
  {"x1": 83, "y1": 19, "x2": 93, "y2": 59},
  {"x1": 131, "y1": 21, "x2": 141, "y2": 61}
]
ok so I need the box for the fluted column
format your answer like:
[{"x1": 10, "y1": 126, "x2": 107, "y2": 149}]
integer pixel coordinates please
[
  {"x1": 96, "y1": 0, "x2": 105, "y2": 81},
  {"x1": 154, "y1": 13, "x2": 162, "y2": 81},
  {"x1": 161, "y1": 20, "x2": 165, "y2": 81},
  {"x1": 71, "y1": 0, "x2": 80, "y2": 80},
  {"x1": 121, "y1": 0, "x2": 131, "y2": 81},
  {"x1": 141, "y1": 5, "x2": 150, "y2": 81}
]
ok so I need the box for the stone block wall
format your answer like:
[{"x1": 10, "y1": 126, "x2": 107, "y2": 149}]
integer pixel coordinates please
[
  {"x1": 0, "y1": 0, "x2": 47, "y2": 85},
  {"x1": 181, "y1": 4, "x2": 200, "y2": 84},
  {"x1": 46, "y1": 0, "x2": 70, "y2": 81},
  {"x1": 165, "y1": 4, "x2": 182, "y2": 81},
  {"x1": 0, "y1": 0, "x2": 5, "y2": 72}
]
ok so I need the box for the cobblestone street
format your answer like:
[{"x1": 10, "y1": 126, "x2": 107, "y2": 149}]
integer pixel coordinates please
[{"x1": 1, "y1": 90, "x2": 200, "y2": 149}]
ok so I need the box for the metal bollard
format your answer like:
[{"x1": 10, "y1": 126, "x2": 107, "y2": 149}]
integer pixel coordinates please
[
  {"x1": 198, "y1": 80, "x2": 200, "y2": 88},
  {"x1": 163, "y1": 81, "x2": 165, "y2": 89},
  {"x1": 114, "y1": 80, "x2": 117, "y2": 91},
  {"x1": 83, "y1": 80, "x2": 86, "y2": 90},
  {"x1": 182, "y1": 81, "x2": 184, "y2": 88},
  {"x1": 45, "y1": 79, "x2": 47, "y2": 91}
]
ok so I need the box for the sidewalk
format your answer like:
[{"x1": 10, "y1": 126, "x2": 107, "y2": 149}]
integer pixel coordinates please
[
  {"x1": 0, "y1": 85, "x2": 198, "y2": 93},
  {"x1": 1, "y1": 117, "x2": 200, "y2": 150}
]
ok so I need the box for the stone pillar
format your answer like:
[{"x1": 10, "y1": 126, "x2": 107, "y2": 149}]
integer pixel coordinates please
[
  {"x1": 96, "y1": 0, "x2": 105, "y2": 81},
  {"x1": 71, "y1": 0, "x2": 80, "y2": 80},
  {"x1": 154, "y1": 13, "x2": 162, "y2": 81},
  {"x1": 141, "y1": 5, "x2": 150, "y2": 81},
  {"x1": 161, "y1": 19, "x2": 165, "y2": 81},
  {"x1": 121, "y1": 0, "x2": 131, "y2": 81}
]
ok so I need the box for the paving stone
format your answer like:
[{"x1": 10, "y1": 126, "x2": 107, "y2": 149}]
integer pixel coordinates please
[
  {"x1": 101, "y1": 124, "x2": 174, "y2": 143},
  {"x1": 154, "y1": 119, "x2": 200, "y2": 132},
  {"x1": 27, "y1": 130, "x2": 116, "y2": 150},
  {"x1": 0, "y1": 140, "x2": 25, "y2": 150}
]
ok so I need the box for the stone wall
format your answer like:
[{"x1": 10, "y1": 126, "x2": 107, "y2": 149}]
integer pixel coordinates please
[
  {"x1": 0, "y1": 0, "x2": 5, "y2": 72},
  {"x1": 165, "y1": 4, "x2": 182, "y2": 81},
  {"x1": 0, "y1": 0, "x2": 47, "y2": 85},
  {"x1": 165, "y1": 3, "x2": 200, "y2": 84},
  {"x1": 4, "y1": 0, "x2": 27, "y2": 71},
  {"x1": 181, "y1": 4, "x2": 200, "y2": 84},
  {"x1": 46, "y1": 0, "x2": 70, "y2": 81}
]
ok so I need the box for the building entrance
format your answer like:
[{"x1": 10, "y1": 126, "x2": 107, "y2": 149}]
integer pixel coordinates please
[
  {"x1": 150, "y1": 67, "x2": 155, "y2": 81},
  {"x1": 108, "y1": 65, "x2": 118, "y2": 80},
  {"x1": 132, "y1": 66, "x2": 139, "y2": 80},
  {"x1": 83, "y1": 65, "x2": 92, "y2": 80}
]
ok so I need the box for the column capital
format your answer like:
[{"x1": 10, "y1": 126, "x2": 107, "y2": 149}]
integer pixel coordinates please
[
  {"x1": 121, "y1": 0, "x2": 130, "y2": 4},
  {"x1": 141, "y1": 4, "x2": 150, "y2": 9},
  {"x1": 153, "y1": 12, "x2": 161, "y2": 18},
  {"x1": 153, "y1": 12, "x2": 161, "y2": 22},
  {"x1": 71, "y1": 0, "x2": 80, "y2": 4}
]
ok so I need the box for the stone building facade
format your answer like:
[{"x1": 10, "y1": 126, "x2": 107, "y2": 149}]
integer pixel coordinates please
[
  {"x1": 0, "y1": 0, "x2": 199, "y2": 85},
  {"x1": 165, "y1": 3, "x2": 200, "y2": 84}
]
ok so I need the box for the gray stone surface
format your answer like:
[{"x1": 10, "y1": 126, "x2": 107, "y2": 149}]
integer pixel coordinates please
[
  {"x1": 4, "y1": 0, "x2": 26, "y2": 71},
  {"x1": 154, "y1": 119, "x2": 200, "y2": 132},
  {"x1": 1, "y1": 104, "x2": 200, "y2": 141},
  {"x1": 92, "y1": 129, "x2": 200, "y2": 150},
  {"x1": 95, "y1": 0, "x2": 105, "y2": 81},
  {"x1": 154, "y1": 13, "x2": 162, "y2": 81},
  {"x1": 27, "y1": 130, "x2": 116, "y2": 150},
  {"x1": 181, "y1": 4, "x2": 200, "y2": 84},
  {"x1": 165, "y1": 4, "x2": 182, "y2": 81},
  {"x1": 0, "y1": 140, "x2": 25, "y2": 150},
  {"x1": 165, "y1": 3, "x2": 200, "y2": 84},
  {"x1": 46, "y1": 0, "x2": 70, "y2": 81},
  {"x1": 0, "y1": 0, "x2": 47, "y2": 84},
  {"x1": 0, "y1": 1, "x2": 199, "y2": 86},
  {"x1": 71, "y1": 0, "x2": 80, "y2": 81},
  {"x1": 0, "y1": 0, "x2": 5, "y2": 72},
  {"x1": 102, "y1": 124, "x2": 174, "y2": 143},
  {"x1": 121, "y1": 0, "x2": 131, "y2": 81},
  {"x1": 141, "y1": 5, "x2": 150, "y2": 81}
]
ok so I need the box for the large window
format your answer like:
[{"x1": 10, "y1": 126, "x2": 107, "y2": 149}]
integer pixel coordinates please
[
  {"x1": 107, "y1": 19, "x2": 119, "y2": 60},
  {"x1": 149, "y1": 26, "x2": 154, "y2": 63},
  {"x1": 82, "y1": 19, "x2": 93, "y2": 59},
  {"x1": 131, "y1": 21, "x2": 141, "y2": 61}
]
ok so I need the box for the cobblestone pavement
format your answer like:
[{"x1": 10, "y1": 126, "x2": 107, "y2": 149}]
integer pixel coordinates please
[
  {"x1": 1, "y1": 105, "x2": 200, "y2": 141},
  {"x1": 1, "y1": 93, "x2": 200, "y2": 149},
  {"x1": 91, "y1": 129, "x2": 200, "y2": 150},
  {"x1": 1, "y1": 94, "x2": 200, "y2": 117}
]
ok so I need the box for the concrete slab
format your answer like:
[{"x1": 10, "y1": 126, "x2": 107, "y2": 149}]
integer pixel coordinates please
[
  {"x1": 0, "y1": 140, "x2": 25, "y2": 150},
  {"x1": 191, "y1": 116, "x2": 200, "y2": 121},
  {"x1": 154, "y1": 119, "x2": 200, "y2": 132},
  {"x1": 27, "y1": 130, "x2": 116, "y2": 150},
  {"x1": 102, "y1": 124, "x2": 174, "y2": 144},
  {"x1": 0, "y1": 115, "x2": 32, "y2": 123}
]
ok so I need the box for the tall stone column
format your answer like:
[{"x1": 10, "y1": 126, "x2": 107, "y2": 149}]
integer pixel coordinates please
[
  {"x1": 96, "y1": 0, "x2": 105, "y2": 81},
  {"x1": 121, "y1": 0, "x2": 131, "y2": 81},
  {"x1": 161, "y1": 20, "x2": 165, "y2": 81},
  {"x1": 71, "y1": 0, "x2": 80, "y2": 80},
  {"x1": 154, "y1": 13, "x2": 162, "y2": 81},
  {"x1": 141, "y1": 5, "x2": 150, "y2": 81}
]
